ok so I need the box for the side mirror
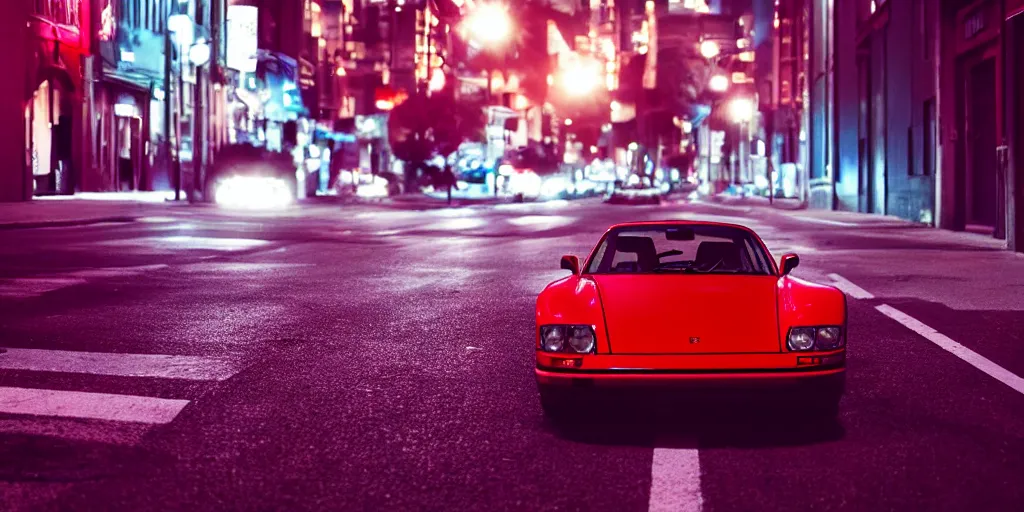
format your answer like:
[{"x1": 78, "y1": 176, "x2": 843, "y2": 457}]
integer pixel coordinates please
[
  {"x1": 560, "y1": 255, "x2": 580, "y2": 275},
  {"x1": 780, "y1": 253, "x2": 800, "y2": 276}
]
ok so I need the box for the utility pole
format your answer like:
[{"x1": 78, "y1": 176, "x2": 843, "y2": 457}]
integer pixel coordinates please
[
  {"x1": 193, "y1": 0, "x2": 205, "y2": 203},
  {"x1": 765, "y1": 107, "x2": 774, "y2": 204},
  {"x1": 178, "y1": 38, "x2": 187, "y2": 201},
  {"x1": 166, "y1": 28, "x2": 179, "y2": 201}
]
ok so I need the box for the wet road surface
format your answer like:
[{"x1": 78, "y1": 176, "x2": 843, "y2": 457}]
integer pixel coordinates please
[{"x1": 1, "y1": 198, "x2": 1022, "y2": 511}]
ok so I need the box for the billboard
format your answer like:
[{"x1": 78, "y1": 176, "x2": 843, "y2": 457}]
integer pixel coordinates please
[{"x1": 227, "y1": 5, "x2": 258, "y2": 72}]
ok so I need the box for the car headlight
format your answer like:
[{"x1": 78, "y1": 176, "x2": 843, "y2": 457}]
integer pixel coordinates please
[
  {"x1": 539, "y1": 325, "x2": 596, "y2": 354},
  {"x1": 787, "y1": 328, "x2": 816, "y2": 351},
  {"x1": 568, "y1": 326, "x2": 596, "y2": 353},
  {"x1": 787, "y1": 326, "x2": 844, "y2": 351},
  {"x1": 541, "y1": 326, "x2": 565, "y2": 352},
  {"x1": 815, "y1": 327, "x2": 844, "y2": 350}
]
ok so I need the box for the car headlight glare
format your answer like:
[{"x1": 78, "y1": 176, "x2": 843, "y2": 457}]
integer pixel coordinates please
[
  {"x1": 787, "y1": 326, "x2": 844, "y2": 351},
  {"x1": 541, "y1": 326, "x2": 565, "y2": 352},
  {"x1": 787, "y1": 327, "x2": 816, "y2": 351},
  {"x1": 540, "y1": 324, "x2": 596, "y2": 353},
  {"x1": 568, "y1": 326, "x2": 596, "y2": 353}
]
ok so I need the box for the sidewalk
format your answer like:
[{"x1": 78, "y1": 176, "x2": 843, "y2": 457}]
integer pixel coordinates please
[
  {"x1": 342, "y1": 193, "x2": 504, "y2": 210},
  {"x1": 689, "y1": 192, "x2": 928, "y2": 227},
  {"x1": 703, "y1": 192, "x2": 806, "y2": 210},
  {"x1": 0, "y1": 193, "x2": 187, "y2": 230}
]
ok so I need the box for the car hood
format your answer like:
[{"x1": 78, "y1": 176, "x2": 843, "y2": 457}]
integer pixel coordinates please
[{"x1": 591, "y1": 274, "x2": 782, "y2": 354}]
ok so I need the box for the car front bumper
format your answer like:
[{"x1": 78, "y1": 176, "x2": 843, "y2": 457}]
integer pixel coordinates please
[{"x1": 535, "y1": 352, "x2": 845, "y2": 392}]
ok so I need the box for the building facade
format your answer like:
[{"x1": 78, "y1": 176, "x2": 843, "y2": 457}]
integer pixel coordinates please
[
  {"x1": 1008, "y1": 0, "x2": 1024, "y2": 250},
  {"x1": 0, "y1": 0, "x2": 229, "y2": 203},
  {"x1": 937, "y1": 0, "x2": 1023, "y2": 247},
  {"x1": 766, "y1": 0, "x2": 1023, "y2": 253},
  {"x1": 0, "y1": 0, "x2": 89, "y2": 201}
]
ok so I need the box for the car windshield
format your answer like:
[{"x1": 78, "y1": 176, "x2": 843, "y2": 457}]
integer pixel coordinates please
[{"x1": 584, "y1": 225, "x2": 774, "y2": 275}]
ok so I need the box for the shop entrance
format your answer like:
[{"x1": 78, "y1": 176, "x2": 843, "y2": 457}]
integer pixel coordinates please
[
  {"x1": 112, "y1": 94, "x2": 144, "y2": 191},
  {"x1": 965, "y1": 57, "x2": 1003, "y2": 236},
  {"x1": 114, "y1": 115, "x2": 143, "y2": 191},
  {"x1": 27, "y1": 79, "x2": 75, "y2": 195}
]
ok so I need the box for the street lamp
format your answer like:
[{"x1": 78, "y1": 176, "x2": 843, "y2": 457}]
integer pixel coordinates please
[
  {"x1": 729, "y1": 97, "x2": 754, "y2": 123},
  {"x1": 708, "y1": 74, "x2": 729, "y2": 92},
  {"x1": 558, "y1": 56, "x2": 602, "y2": 96},
  {"x1": 728, "y1": 97, "x2": 755, "y2": 186},
  {"x1": 466, "y1": 3, "x2": 511, "y2": 45},
  {"x1": 463, "y1": 3, "x2": 512, "y2": 105},
  {"x1": 700, "y1": 40, "x2": 721, "y2": 59},
  {"x1": 167, "y1": 14, "x2": 193, "y2": 201},
  {"x1": 167, "y1": 12, "x2": 211, "y2": 202},
  {"x1": 428, "y1": 68, "x2": 446, "y2": 93}
]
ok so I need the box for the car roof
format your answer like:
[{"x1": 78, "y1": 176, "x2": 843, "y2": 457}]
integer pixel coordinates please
[{"x1": 606, "y1": 220, "x2": 759, "y2": 234}]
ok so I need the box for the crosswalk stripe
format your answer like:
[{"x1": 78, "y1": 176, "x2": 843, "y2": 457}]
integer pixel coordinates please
[
  {"x1": 0, "y1": 387, "x2": 190, "y2": 424},
  {"x1": 0, "y1": 348, "x2": 237, "y2": 381}
]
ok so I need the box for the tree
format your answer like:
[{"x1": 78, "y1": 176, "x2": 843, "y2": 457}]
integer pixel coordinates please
[{"x1": 388, "y1": 85, "x2": 486, "y2": 190}]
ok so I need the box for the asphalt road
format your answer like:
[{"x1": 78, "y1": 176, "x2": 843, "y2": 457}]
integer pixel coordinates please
[{"x1": 1, "y1": 197, "x2": 1022, "y2": 511}]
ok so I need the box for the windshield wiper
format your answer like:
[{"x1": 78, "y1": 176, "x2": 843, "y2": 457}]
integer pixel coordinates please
[{"x1": 652, "y1": 267, "x2": 685, "y2": 273}]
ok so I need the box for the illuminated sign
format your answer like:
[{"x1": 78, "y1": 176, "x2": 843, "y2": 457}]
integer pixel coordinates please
[
  {"x1": 227, "y1": 5, "x2": 259, "y2": 72},
  {"x1": 114, "y1": 103, "x2": 136, "y2": 117}
]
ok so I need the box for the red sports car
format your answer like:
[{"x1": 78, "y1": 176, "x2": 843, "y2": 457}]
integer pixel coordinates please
[{"x1": 535, "y1": 221, "x2": 847, "y2": 418}]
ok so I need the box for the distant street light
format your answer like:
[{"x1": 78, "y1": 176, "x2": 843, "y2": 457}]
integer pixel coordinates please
[
  {"x1": 558, "y1": 55, "x2": 602, "y2": 96},
  {"x1": 729, "y1": 97, "x2": 755, "y2": 123},
  {"x1": 466, "y1": 3, "x2": 511, "y2": 46},
  {"x1": 708, "y1": 74, "x2": 729, "y2": 92},
  {"x1": 428, "y1": 68, "x2": 446, "y2": 92},
  {"x1": 168, "y1": 14, "x2": 194, "y2": 47},
  {"x1": 188, "y1": 39, "x2": 211, "y2": 66},
  {"x1": 564, "y1": 118, "x2": 573, "y2": 126},
  {"x1": 700, "y1": 40, "x2": 721, "y2": 59}
]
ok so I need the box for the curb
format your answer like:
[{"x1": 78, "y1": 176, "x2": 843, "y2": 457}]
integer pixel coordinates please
[
  {"x1": 704, "y1": 196, "x2": 808, "y2": 211},
  {"x1": 0, "y1": 216, "x2": 138, "y2": 231}
]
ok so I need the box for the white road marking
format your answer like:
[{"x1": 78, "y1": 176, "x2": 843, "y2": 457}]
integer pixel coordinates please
[
  {"x1": 95, "y1": 236, "x2": 270, "y2": 251},
  {"x1": 0, "y1": 387, "x2": 190, "y2": 424},
  {"x1": 875, "y1": 304, "x2": 1024, "y2": 395},
  {"x1": 427, "y1": 218, "x2": 486, "y2": 231},
  {"x1": 790, "y1": 216, "x2": 858, "y2": 227},
  {"x1": 827, "y1": 273, "x2": 876, "y2": 299},
  {"x1": 0, "y1": 348, "x2": 237, "y2": 381},
  {"x1": 649, "y1": 448, "x2": 703, "y2": 512},
  {"x1": 506, "y1": 215, "x2": 575, "y2": 230}
]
